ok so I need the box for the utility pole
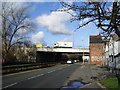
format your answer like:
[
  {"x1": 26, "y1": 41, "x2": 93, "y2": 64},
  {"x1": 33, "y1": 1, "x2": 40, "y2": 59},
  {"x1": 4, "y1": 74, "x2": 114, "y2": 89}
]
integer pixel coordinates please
[
  {"x1": 73, "y1": 31, "x2": 75, "y2": 48},
  {"x1": 73, "y1": 29, "x2": 77, "y2": 48},
  {"x1": 83, "y1": 48, "x2": 84, "y2": 64},
  {"x1": 82, "y1": 39, "x2": 84, "y2": 64}
]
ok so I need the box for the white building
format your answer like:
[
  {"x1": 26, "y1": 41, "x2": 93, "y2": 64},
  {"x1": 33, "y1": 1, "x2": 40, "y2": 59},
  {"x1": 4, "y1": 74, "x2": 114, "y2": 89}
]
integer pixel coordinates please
[
  {"x1": 54, "y1": 42, "x2": 73, "y2": 48},
  {"x1": 104, "y1": 34, "x2": 120, "y2": 72}
]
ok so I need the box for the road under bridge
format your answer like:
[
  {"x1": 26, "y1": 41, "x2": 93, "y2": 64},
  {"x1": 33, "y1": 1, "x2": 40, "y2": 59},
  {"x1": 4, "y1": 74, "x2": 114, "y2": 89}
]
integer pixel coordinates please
[{"x1": 36, "y1": 47, "x2": 89, "y2": 63}]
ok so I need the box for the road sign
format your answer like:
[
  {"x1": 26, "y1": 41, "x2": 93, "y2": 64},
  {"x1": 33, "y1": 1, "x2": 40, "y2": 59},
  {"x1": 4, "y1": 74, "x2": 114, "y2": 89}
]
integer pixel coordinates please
[{"x1": 36, "y1": 44, "x2": 42, "y2": 48}]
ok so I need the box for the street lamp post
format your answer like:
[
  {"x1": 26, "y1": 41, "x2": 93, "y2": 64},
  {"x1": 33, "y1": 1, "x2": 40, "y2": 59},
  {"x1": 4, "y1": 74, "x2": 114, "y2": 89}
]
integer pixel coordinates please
[
  {"x1": 73, "y1": 31, "x2": 75, "y2": 48},
  {"x1": 73, "y1": 29, "x2": 86, "y2": 64},
  {"x1": 73, "y1": 29, "x2": 77, "y2": 48},
  {"x1": 83, "y1": 48, "x2": 84, "y2": 64},
  {"x1": 81, "y1": 39, "x2": 85, "y2": 64}
]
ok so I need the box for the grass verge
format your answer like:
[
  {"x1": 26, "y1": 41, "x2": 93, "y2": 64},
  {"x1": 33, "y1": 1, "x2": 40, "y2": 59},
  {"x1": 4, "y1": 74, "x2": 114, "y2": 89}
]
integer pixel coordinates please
[
  {"x1": 2, "y1": 63, "x2": 57, "y2": 74},
  {"x1": 100, "y1": 77, "x2": 120, "y2": 88}
]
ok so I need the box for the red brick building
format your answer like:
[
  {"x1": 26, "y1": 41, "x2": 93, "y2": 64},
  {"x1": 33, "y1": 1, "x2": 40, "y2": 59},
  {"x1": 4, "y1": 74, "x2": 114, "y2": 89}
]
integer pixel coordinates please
[{"x1": 89, "y1": 35, "x2": 105, "y2": 64}]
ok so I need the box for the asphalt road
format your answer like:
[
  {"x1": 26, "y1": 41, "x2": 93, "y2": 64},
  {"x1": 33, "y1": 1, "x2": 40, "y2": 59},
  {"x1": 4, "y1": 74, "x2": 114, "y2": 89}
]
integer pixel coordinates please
[{"x1": 2, "y1": 63, "x2": 81, "y2": 88}]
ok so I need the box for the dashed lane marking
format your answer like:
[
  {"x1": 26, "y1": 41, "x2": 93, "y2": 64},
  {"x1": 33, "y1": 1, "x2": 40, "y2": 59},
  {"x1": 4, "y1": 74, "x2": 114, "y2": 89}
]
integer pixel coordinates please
[
  {"x1": 2, "y1": 68, "x2": 44, "y2": 77},
  {"x1": 47, "y1": 71, "x2": 54, "y2": 73},
  {"x1": 2, "y1": 82, "x2": 17, "y2": 89},
  {"x1": 2, "y1": 64, "x2": 74, "y2": 89},
  {"x1": 27, "y1": 74, "x2": 44, "y2": 80},
  {"x1": 27, "y1": 65, "x2": 72, "y2": 80},
  {"x1": 1, "y1": 64, "x2": 69, "y2": 77},
  {"x1": 52, "y1": 70, "x2": 56, "y2": 72}
]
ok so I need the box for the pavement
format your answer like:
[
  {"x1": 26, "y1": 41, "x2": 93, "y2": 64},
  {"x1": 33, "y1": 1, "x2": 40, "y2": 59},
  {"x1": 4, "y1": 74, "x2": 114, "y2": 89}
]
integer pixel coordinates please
[{"x1": 64, "y1": 63, "x2": 109, "y2": 89}]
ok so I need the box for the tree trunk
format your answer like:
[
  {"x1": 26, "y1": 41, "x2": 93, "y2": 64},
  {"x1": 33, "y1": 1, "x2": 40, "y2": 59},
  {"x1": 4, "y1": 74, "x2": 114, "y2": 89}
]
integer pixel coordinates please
[{"x1": 117, "y1": 76, "x2": 120, "y2": 87}]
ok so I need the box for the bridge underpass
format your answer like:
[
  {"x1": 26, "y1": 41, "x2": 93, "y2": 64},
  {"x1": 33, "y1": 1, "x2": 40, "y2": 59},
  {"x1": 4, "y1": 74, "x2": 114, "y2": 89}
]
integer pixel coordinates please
[
  {"x1": 36, "y1": 52, "x2": 62, "y2": 63},
  {"x1": 36, "y1": 48, "x2": 89, "y2": 63}
]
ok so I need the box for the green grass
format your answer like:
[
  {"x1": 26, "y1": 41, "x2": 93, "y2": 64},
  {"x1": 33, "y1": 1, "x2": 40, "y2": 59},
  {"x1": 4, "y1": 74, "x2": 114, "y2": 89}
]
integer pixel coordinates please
[{"x1": 100, "y1": 77, "x2": 120, "y2": 88}]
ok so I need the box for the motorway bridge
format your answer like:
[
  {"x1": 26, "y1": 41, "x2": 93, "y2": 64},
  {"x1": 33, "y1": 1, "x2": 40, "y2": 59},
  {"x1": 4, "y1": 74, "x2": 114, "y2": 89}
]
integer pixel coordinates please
[{"x1": 36, "y1": 47, "x2": 89, "y2": 63}]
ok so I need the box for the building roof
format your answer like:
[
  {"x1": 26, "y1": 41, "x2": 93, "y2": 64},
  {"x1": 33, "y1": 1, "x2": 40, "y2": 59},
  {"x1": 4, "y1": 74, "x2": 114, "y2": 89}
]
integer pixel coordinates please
[
  {"x1": 103, "y1": 39, "x2": 109, "y2": 43},
  {"x1": 90, "y1": 35, "x2": 103, "y2": 43},
  {"x1": 110, "y1": 34, "x2": 120, "y2": 41}
]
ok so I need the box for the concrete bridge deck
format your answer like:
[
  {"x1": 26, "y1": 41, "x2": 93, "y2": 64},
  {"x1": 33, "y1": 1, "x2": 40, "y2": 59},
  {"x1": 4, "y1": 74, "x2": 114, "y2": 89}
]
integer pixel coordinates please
[
  {"x1": 37, "y1": 47, "x2": 89, "y2": 53},
  {"x1": 36, "y1": 47, "x2": 89, "y2": 63}
]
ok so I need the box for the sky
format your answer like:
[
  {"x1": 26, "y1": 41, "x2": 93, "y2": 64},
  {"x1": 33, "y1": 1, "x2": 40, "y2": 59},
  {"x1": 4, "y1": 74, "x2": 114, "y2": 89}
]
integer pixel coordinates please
[
  {"x1": 24, "y1": 2, "x2": 100, "y2": 48},
  {"x1": 4, "y1": 2, "x2": 101, "y2": 48}
]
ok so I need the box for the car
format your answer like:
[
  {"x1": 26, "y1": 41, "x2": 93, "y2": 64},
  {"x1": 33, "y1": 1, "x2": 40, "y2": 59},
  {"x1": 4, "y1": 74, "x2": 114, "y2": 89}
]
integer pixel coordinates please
[
  {"x1": 74, "y1": 60, "x2": 77, "y2": 63},
  {"x1": 77, "y1": 60, "x2": 80, "y2": 62},
  {"x1": 67, "y1": 60, "x2": 74, "y2": 64}
]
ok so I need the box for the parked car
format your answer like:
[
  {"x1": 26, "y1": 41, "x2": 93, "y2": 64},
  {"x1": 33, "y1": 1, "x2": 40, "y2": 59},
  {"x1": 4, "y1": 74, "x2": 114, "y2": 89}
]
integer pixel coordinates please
[
  {"x1": 74, "y1": 60, "x2": 77, "y2": 63},
  {"x1": 76, "y1": 60, "x2": 80, "y2": 62},
  {"x1": 67, "y1": 60, "x2": 74, "y2": 64}
]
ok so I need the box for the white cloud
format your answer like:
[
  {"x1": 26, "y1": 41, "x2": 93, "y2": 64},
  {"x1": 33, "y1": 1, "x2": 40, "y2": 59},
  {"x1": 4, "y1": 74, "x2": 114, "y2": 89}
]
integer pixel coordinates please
[
  {"x1": 36, "y1": 10, "x2": 73, "y2": 35},
  {"x1": 31, "y1": 31, "x2": 45, "y2": 44}
]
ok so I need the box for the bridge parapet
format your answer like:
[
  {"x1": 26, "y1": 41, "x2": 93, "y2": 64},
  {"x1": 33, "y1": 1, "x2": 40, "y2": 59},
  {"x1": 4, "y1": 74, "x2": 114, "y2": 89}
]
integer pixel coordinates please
[{"x1": 37, "y1": 47, "x2": 89, "y2": 53}]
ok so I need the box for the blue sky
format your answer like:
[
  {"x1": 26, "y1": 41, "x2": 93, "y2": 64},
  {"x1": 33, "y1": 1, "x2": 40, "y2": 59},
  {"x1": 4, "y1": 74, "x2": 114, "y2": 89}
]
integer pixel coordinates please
[{"x1": 26, "y1": 2, "x2": 99, "y2": 48}]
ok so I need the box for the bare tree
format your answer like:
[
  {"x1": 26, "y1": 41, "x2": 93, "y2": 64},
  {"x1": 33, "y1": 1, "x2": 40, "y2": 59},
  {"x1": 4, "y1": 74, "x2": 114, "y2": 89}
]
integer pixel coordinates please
[
  {"x1": 1, "y1": 2, "x2": 35, "y2": 64},
  {"x1": 59, "y1": 1, "x2": 120, "y2": 38},
  {"x1": 59, "y1": 0, "x2": 120, "y2": 86}
]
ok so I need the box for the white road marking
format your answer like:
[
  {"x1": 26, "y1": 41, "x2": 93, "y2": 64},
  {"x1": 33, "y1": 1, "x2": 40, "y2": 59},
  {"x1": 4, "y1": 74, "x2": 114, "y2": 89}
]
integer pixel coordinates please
[
  {"x1": 28, "y1": 76, "x2": 37, "y2": 80},
  {"x1": 27, "y1": 65, "x2": 72, "y2": 80},
  {"x1": 28, "y1": 74, "x2": 44, "y2": 80},
  {"x1": 52, "y1": 70, "x2": 56, "y2": 72},
  {"x1": 47, "y1": 69, "x2": 56, "y2": 73},
  {"x1": 3, "y1": 82, "x2": 17, "y2": 89},
  {"x1": 47, "y1": 71, "x2": 53, "y2": 73},
  {"x1": 57, "y1": 64, "x2": 72, "y2": 70},
  {"x1": 58, "y1": 68, "x2": 62, "y2": 70},
  {"x1": 2, "y1": 64, "x2": 73, "y2": 89},
  {"x1": 35, "y1": 74, "x2": 42, "y2": 77},
  {"x1": 40, "y1": 74, "x2": 44, "y2": 76},
  {"x1": 45, "y1": 65, "x2": 72, "y2": 74}
]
